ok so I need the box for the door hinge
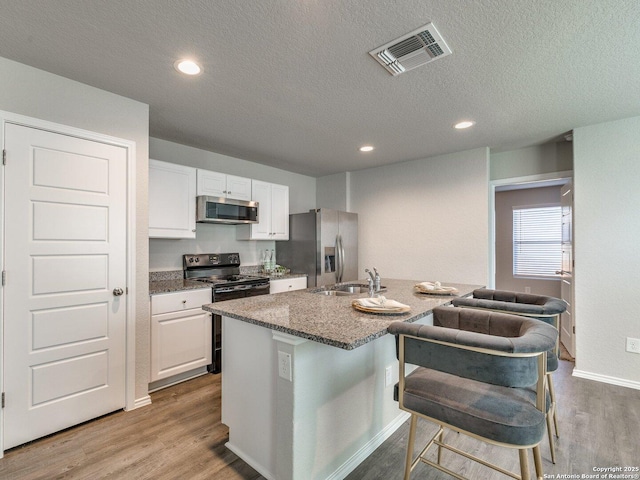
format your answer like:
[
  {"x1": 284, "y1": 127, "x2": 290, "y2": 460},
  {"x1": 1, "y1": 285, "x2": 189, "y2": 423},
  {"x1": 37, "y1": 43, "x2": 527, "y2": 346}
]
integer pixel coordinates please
[
  {"x1": 1, "y1": 270, "x2": 5, "y2": 286},
  {"x1": 1, "y1": 392, "x2": 5, "y2": 408},
  {"x1": 2, "y1": 149, "x2": 6, "y2": 165},
  {"x1": 573, "y1": 326, "x2": 576, "y2": 334}
]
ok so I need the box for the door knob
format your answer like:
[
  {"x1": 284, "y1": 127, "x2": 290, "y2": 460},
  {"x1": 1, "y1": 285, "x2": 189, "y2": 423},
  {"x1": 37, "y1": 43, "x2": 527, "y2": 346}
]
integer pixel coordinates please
[{"x1": 113, "y1": 288, "x2": 124, "y2": 296}]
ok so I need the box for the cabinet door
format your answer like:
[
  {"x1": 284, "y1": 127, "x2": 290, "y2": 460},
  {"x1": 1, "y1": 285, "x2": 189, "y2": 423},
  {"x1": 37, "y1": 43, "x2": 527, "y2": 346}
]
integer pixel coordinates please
[
  {"x1": 250, "y1": 180, "x2": 272, "y2": 239},
  {"x1": 196, "y1": 169, "x2": 227, "y2": 197},
  {"x1": 150, "y1": 308, "x2": 212, "y2": 382},
  {"x1": 270, "y1": 183, "x2": 290, "y2": 240},
  {"x1": 226, "y1": 175, "x2": 252, "y2": 201},
  {"x1": 149, "y1": 160, "x2": 196, "y2": 238}
]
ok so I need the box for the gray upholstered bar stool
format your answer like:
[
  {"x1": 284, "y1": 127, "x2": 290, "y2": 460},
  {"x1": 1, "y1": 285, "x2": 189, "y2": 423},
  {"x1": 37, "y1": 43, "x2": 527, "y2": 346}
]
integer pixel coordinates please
[
  {"x1": 389, "y1": 307, "x2": 557, "y2": 480},
  {"x1": 452, "y1": 288, "x2": 567, "y2": 463}
]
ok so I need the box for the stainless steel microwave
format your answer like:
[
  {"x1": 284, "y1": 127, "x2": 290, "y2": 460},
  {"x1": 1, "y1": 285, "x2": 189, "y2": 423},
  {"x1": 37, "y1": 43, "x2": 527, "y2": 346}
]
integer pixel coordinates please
[{"x1": 196, "y1": 196, "x2": 259, "y2": 224}]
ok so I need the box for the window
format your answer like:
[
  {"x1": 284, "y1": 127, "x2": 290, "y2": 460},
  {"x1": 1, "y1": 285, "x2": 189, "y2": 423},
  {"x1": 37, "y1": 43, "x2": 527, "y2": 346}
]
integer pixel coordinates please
[{"x1": 513, "y1": 205, "x2": 562, "y2": 278}]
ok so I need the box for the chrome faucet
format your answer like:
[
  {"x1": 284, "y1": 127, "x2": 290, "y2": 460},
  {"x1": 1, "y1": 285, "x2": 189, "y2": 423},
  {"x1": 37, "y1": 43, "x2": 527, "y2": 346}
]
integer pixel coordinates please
[
  {"x1": 365, "y1": 268, "x2": 375, "y2": 283},
  {"x1": 373, "y1": 267, "x2": 381, "y2": 292},
  {"x1": 365, "y1": 268, "x2": 382, "y2": 295}
]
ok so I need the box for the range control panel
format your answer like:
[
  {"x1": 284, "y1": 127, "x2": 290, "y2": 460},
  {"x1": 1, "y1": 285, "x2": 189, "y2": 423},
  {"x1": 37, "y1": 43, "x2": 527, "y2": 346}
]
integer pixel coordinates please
[{"x1": 183, "y1": 253, "x2": 240, "y2": 268}]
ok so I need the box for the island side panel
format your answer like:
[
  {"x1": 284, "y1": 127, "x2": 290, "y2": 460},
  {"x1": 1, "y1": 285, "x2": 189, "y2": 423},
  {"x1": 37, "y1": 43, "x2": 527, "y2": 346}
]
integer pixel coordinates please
[
  {"x1": 222, "y1": 316, "x2": 278, "y2": 480},
  {"x1": 222, "y1": 312, "x2": 435, "y2": 480},
  {"x1": 286, "y1": 333, "x2": 408, "y2": 480}
]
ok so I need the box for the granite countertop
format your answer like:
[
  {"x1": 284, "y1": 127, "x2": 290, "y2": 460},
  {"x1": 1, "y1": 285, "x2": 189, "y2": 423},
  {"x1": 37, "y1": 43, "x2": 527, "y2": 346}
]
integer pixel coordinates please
[
  {"x1": 148, "y1": 270, "x2": 307, "y2": 295},
  {"x1": 203, "y1": 278, "x2": 482, "y2": 350},
  {"x1": 265, "y1": 273, "x2": 307, "y2": 280},
  {"x1": 149, "y1": 279, "x2": 210, "y2": 295}
]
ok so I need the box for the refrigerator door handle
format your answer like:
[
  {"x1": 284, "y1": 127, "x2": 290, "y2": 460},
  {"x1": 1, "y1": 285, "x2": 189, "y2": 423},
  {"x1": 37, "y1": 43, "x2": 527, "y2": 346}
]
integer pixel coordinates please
[
  {"x1": 338, "y1": 234, "x2": 345, "y2": 282},
  {"x1": 335, "y1": 235, "x2": 341, "y2": 282},
  {"x1": 334, "y1": 235, "x2": 340, "y2": 283}
]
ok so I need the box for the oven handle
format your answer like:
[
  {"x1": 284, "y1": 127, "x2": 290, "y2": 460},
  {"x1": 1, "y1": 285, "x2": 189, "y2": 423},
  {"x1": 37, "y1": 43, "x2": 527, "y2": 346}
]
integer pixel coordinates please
[{"x1": 214, "y1": 283, "x2": 270, "y2": 294}]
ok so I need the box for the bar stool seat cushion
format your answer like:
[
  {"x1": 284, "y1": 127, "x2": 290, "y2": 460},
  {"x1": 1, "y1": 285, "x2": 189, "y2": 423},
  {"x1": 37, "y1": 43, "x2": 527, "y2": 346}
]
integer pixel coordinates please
[{"x1": 393, "y1": 368, "x2": 548, "y2": 446}]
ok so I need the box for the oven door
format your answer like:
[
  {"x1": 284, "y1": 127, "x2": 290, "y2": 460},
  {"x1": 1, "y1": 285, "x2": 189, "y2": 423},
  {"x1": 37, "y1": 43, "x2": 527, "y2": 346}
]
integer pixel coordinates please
[{"x1": 209, "y1": 284, "x2": 269, "y2": 373}]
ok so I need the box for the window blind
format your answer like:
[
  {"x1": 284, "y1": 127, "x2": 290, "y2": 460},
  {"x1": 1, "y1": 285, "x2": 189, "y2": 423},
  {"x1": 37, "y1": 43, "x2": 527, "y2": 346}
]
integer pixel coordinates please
[{"x1": 513, "y1": 205, "x2": 562, "y2": 277}]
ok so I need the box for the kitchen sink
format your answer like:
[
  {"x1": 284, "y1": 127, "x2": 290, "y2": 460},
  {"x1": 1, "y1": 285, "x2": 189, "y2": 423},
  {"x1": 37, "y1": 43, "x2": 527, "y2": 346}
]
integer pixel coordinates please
[
  {"x1": 314, "y1": 290, "x2": 352, "y2": 296},
  {"x1": 311, "y1": 283, "x2": 386, "y2": 295}
]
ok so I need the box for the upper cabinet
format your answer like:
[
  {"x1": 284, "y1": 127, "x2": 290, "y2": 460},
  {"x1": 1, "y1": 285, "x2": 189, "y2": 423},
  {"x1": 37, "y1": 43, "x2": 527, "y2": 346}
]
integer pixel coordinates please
[
  {"x1": 149, "y1": 159, "x2": 196, "y2": 239},
  {"x1": 237, "y1": 180, "x2": 289, "y2": 240},
  {"x1": 197, "y1": 169, "x2": 251, "y2": 201}
]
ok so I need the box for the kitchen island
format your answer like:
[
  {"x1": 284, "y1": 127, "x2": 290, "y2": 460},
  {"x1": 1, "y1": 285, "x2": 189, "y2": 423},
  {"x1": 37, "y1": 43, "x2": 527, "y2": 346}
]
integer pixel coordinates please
[{"x1": 203, "y1": 279, "x2": 481, "y2": 480}]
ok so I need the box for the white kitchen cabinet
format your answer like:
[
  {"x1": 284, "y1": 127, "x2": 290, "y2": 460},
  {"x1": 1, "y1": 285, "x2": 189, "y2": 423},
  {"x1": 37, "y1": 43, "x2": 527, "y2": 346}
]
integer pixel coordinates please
[
  {"x1": 196, "y1": 169, "x2": 251, "y2": 201},
  {"x1": 269, "y1": 276, "x2": 307, "y2": 294},
  {"x1": 237, "y1": 180, "x2": 289, "y2": 240},
  {"x1": 150, "y1": 288, "x2": 212, "y2": 383},
  {"x1": 149, "y1": 159, "x2": 196, "y2": 238}
]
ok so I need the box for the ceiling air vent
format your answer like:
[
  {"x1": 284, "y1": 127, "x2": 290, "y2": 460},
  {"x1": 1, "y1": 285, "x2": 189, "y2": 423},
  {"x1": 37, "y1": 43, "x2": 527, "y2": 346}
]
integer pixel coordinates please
[{"x1": 369, "y1": 23, "x2": 452, "y2": 76}]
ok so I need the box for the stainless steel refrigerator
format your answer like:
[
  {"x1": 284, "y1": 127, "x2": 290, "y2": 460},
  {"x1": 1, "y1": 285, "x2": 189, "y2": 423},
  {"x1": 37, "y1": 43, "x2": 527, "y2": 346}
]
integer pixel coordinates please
[{"x1": 276, "y1": 209, "x2": 358, "y2": 287}]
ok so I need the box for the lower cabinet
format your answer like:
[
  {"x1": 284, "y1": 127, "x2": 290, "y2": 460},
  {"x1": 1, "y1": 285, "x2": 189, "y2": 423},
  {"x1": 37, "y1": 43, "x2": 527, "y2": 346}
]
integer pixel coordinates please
[
  {"x1": 150, "y1": 288, "x2": 212, "y2": 384},
  {"x1": 269, "y1": 276, "x2": 307, "y2": 294}
]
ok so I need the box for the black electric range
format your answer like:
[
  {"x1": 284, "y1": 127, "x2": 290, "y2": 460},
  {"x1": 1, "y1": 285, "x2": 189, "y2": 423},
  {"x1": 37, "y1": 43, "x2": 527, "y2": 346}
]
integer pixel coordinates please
[{"x1": 183, "y1": 253, "x2": 270, "y2": 373}]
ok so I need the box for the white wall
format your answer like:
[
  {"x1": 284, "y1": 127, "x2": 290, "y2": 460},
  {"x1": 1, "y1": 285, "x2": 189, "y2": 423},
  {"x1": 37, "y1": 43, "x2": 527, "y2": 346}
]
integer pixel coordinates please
[
  {"x1": 495, "y1": 186, "x2": 562, "y2": 297},
  {"x1": 573, "y1": 116, "x2": 640, "y2": 387},
  {"x1": 316, "y1": 172, "x2": 350, "y2": 211},
  {"x1": 149, "y1": 138, "x2": 316, "y2": 270},
  {"x1": 349, "y1": 148, "x2": 490, "y2": 285},
  {"x1": 0, "y1": 57, "x2": 151, "y2": 401}
]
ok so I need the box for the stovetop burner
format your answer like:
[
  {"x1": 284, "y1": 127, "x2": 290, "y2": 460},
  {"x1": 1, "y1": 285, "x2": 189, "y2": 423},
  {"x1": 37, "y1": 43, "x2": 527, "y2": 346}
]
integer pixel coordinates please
[{"x1": 183, "y1": 253, "x2": 269, "y2": 289}]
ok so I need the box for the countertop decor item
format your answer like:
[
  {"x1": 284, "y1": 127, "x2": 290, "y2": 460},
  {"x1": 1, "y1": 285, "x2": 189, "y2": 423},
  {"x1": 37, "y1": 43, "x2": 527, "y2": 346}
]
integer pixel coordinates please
[
  {"x1": 414, "y1": 281, "x2": 459, "y2": 295},
  {"x1": 352, "y1": 296, "x2": 410, "y2": 314}
]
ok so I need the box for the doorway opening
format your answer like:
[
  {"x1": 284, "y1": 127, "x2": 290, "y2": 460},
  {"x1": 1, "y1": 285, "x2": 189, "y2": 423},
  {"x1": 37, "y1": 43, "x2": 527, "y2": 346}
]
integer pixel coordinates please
[{"x1": 489, "y1": 173, "x2": 574, "y2": 359}]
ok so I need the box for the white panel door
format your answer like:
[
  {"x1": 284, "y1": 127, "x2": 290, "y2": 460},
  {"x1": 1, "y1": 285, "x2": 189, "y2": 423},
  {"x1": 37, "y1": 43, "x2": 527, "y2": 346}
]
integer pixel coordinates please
[
  {"x1": 196, "y1": 168, "x2": 226, "y2": 197},
  {"x1": 251, "y1": 180, "x2": 272, "y2": 239},
  {"x1": 270, "y1": 183, "x2": 289, "y2": 240},
  {"x1": 225, "y1": 174, "x2": 252, "y2": 201},
  {"x1": 559, "y1": 181, "x2": 575, "y2": 357},
  {"x1": 149, "y1": 160, "x2": 196, "y2": 238},
  {"x1": 3, "y1": 123, "x2": 127, "y2": 449}
]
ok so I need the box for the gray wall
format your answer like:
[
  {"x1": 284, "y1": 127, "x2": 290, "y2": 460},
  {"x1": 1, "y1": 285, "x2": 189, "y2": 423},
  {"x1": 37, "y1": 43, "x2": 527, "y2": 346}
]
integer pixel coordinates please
[
  {"x1": 316, "y1": 172, "x2": 350, "y2": 211},
  {"x1": 0, "y1": 56, "x2": 151, "y2": 402},
  {"x1": 495, "y1": 186, "x2": 562, "y2": 297},
  {"x1": 149, "y1": 138, "x2": 316, "y2": 270},
  {"x1": 491, "y1": 141, "x2": 573, "y2": 180},
  {"x1": 349, "y1": 148, "x2": 490, "y2": 285},
  {"x1": 573, "y1": 116, "x2": 640, "y2": 386}
]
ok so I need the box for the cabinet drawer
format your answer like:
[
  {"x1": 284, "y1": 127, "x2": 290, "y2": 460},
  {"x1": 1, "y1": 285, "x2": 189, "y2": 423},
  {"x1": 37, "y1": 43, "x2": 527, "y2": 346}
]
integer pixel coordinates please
[
  {"x1": 151, "y1": 288, "x2": 212, "y2": 315},
  {"x1": 270, "y1": 276, "x2": 307, "y2": 294}
]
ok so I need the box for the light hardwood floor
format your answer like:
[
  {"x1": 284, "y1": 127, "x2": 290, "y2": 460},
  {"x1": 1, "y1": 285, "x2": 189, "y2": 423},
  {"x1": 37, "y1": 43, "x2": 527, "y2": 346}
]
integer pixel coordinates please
[{"x1": 1, "y1": 359, "x2": 639, "y2": 479}]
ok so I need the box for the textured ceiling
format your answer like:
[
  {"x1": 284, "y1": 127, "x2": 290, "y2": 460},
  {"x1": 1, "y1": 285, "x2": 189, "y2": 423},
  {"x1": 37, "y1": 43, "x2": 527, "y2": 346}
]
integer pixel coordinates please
[{"x1": 1, "y1": 0, "x2": 639, "y2": 176}]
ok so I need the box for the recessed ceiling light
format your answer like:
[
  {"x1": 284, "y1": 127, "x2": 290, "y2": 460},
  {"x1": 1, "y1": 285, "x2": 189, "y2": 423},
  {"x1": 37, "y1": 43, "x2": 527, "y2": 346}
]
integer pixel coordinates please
[
  {"x1": 359, "y1": 145, "x2": 374, "y2": 152},
  {"x1": 454, "y1": 121, "x2": 475, "y2": 129},
  {"x1": 174, "y1": 59, "x2": 202, "y2": 76}
]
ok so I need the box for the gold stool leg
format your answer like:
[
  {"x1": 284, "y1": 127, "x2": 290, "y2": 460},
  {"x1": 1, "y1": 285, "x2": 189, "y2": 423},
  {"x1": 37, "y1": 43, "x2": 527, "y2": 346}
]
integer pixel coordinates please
[
  {"x1": 404, "y1": 415, "x2": 418, "y2": 480},
  {"x1": 533, "y1": 445, "x2": 544, "y2": 479},
  {"x1": 436, "y1": 429, "x2": 444, "y2": 464},
  {"x1": 519, "y1": 449, "x2": 531, "y2": 480},
  {"x1": 547, "y1": 372, "x2": 559, "y2": 437},
  {"x1": 546, "y1": 407, "x2": 557, "y2": 464}
]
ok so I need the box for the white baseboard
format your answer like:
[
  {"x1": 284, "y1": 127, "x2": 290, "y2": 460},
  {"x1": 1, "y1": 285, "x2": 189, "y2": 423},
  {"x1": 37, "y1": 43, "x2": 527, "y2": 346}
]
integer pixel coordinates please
[
  {"x1": 225, "y1": 442, "x2": 276, "y2": 480},
  {"x1": 226, "y1": 412, "x2": 410, "y2": 480},
  {"x1": 572, "y1": 369, "x2": 640, "y2": 390},
  {"x1": 325, "y1": 411, "x2": 410, "y2": 480},
  {"x1": 131, "y1": 395, "x2": 152, "y2": 410}
]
